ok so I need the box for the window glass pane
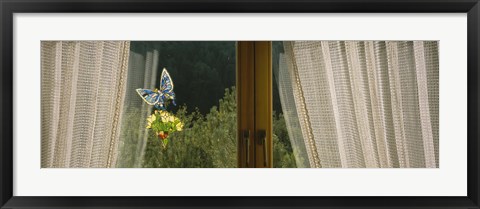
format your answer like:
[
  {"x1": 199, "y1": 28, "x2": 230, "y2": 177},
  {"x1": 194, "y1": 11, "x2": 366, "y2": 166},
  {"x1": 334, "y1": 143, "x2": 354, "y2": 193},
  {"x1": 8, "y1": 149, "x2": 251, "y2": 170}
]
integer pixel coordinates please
[{"x1": 116, "y1": 41, "x2": 237, "y2": 168}]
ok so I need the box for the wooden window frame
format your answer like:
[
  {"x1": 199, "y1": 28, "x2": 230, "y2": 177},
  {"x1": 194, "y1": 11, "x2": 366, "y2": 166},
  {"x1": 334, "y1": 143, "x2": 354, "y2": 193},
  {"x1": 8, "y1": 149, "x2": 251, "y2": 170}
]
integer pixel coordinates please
[{"x1": 237, "y1": 41, "x2": 272, "y2": 168}]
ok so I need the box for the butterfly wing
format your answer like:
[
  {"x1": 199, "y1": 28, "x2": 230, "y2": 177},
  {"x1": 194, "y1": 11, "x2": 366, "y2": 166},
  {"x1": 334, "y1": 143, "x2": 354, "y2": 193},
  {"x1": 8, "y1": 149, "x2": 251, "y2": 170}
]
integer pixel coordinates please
[
  {"x1": 159, "y1": 68, "x2": 176, "y2": 105},
  {"x1": 160, "y1": 68, "x2": 174, "y2": 94},
  {"x1": 136, "y1": 88, "x2": 160, "y2": 105}
]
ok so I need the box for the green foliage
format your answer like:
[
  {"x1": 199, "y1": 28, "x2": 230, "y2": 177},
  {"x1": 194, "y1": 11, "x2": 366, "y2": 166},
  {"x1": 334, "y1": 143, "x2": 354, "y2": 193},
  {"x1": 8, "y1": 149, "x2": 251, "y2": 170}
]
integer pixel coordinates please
[
  {"x1": 116, "y1": 107, "x2": 144, "y2": 168},
  {"x1": 273, "y1": 134, "x2": 297, "y2": 168},
  {"x1": 143, "y1": 87, "x2": 237, "y2": 168},
  {"x1": 273, "y1": 112, "x2": 296, "y2": 168},
  {"x1": 141, "y1": 87, "x2": 297, "y2": 168},
  {"x1": 273, "y1": 112, "x2": 292, "y2": 152}
]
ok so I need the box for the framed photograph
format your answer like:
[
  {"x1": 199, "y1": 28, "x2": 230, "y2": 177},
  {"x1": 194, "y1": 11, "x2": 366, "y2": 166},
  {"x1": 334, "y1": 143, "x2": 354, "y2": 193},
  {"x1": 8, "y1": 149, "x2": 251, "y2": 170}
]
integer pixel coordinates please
[{"x1": 1, "y1": 0, "x2": 479, "y2": 208}]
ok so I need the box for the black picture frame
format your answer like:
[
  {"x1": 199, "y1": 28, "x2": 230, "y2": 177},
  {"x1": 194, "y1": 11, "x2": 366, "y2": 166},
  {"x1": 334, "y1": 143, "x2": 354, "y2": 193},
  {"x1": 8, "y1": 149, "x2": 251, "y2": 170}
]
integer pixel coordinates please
[{"x1": 1, "y1": 0, "x2": 479, "y2": 208}]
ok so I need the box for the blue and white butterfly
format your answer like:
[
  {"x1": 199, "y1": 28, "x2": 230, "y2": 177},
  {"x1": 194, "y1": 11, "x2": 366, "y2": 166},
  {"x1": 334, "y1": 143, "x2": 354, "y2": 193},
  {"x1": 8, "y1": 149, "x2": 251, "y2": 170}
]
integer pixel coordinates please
[{"x1": 136, "y1": 68, "x2": 176, "y2": 110}]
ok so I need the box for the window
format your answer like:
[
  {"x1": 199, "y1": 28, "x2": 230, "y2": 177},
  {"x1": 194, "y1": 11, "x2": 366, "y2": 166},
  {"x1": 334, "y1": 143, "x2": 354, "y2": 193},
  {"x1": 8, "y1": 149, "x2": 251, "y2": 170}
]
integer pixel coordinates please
[
  {"x1": 41, "y1": 41, "x2": 439, "y2": 168},
  {"x1": 116, "y1": 41, "x2": 238, "y2": 168}
]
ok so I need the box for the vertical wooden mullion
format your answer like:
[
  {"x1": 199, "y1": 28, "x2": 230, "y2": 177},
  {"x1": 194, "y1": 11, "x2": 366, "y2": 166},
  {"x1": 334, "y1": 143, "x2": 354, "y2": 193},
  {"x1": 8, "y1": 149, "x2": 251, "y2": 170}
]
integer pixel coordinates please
[
  {"x1": 254, "y1": 41, "x2": 273, "y2": 168},
  {"x1": 237, "y1": 41, "x2": 272, "y2": 168},
  {"x1": 237, "y1": 42, "x2": 255, "y2": 168}
]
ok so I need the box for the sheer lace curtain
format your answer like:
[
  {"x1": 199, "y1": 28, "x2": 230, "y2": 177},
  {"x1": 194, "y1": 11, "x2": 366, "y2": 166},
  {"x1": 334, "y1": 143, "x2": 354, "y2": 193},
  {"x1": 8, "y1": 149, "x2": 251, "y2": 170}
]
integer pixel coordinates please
[
  {"x1": 115, "y1": 42, "x2": 159, "y2": 168},
  {"x1": 41, "y1": 41, "x2": 130, "y2": 168},
  {"x1": 280, "y1": 41, "x2": 439, "y2": 168}
]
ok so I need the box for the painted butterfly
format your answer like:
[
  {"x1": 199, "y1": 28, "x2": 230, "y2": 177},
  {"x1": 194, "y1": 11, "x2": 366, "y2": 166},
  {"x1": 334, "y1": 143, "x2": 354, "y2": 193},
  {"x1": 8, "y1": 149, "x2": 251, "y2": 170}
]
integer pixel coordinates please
[{"x1": 136, "y1": 68, "x2": 176, "y2": 110}]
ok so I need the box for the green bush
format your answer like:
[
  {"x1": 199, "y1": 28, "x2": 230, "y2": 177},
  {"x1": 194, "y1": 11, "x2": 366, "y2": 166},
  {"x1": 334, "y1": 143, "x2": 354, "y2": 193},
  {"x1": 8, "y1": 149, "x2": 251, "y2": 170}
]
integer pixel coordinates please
[{"x1": 123, "y1": 87, "x2": 297, "y2": 168}]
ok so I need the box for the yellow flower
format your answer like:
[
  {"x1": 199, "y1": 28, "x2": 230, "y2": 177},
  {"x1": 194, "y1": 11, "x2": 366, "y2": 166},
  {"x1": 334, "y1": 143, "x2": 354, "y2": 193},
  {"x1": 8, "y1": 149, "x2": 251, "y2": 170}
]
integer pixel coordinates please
[
  {"x1": 176, "y1": 122, "x2": 184, "y2": 131},
  {"x1": 146, "y1": 114, "x2": 156, "y2": 129},
  {"x1": 159, "y1": 110, "x2": 168, "y2": 116},
  {"x1": 159, "y1": 110, "x2": 170, "y2": 123}
]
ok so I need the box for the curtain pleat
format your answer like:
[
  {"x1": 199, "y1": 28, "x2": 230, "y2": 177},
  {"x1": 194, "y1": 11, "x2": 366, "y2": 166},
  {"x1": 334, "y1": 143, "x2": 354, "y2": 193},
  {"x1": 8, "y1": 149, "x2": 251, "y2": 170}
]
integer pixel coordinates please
[
  {"x1": 41, "y1": 41, "x2": 130, "y2": 168},
  {"x1": 281, "y1": 41, "x2": 439, "y2": 168}
]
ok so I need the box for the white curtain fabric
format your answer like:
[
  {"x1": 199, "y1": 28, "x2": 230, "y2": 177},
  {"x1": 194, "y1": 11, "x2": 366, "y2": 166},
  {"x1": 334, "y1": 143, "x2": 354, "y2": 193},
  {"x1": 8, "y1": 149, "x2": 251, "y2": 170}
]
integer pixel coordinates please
[
  {"x1": 280, "y1": 41, "x2": 439, "y2": 168},
  {"x1": 277, "y1": 53, "x2": 310, "y2": 168},
  {"x1": 41, "y1": 41, "x2": 130, "y2": 168},
  {"x1": 115, "y1": 42, "x2": 159, "y2": 168}
]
